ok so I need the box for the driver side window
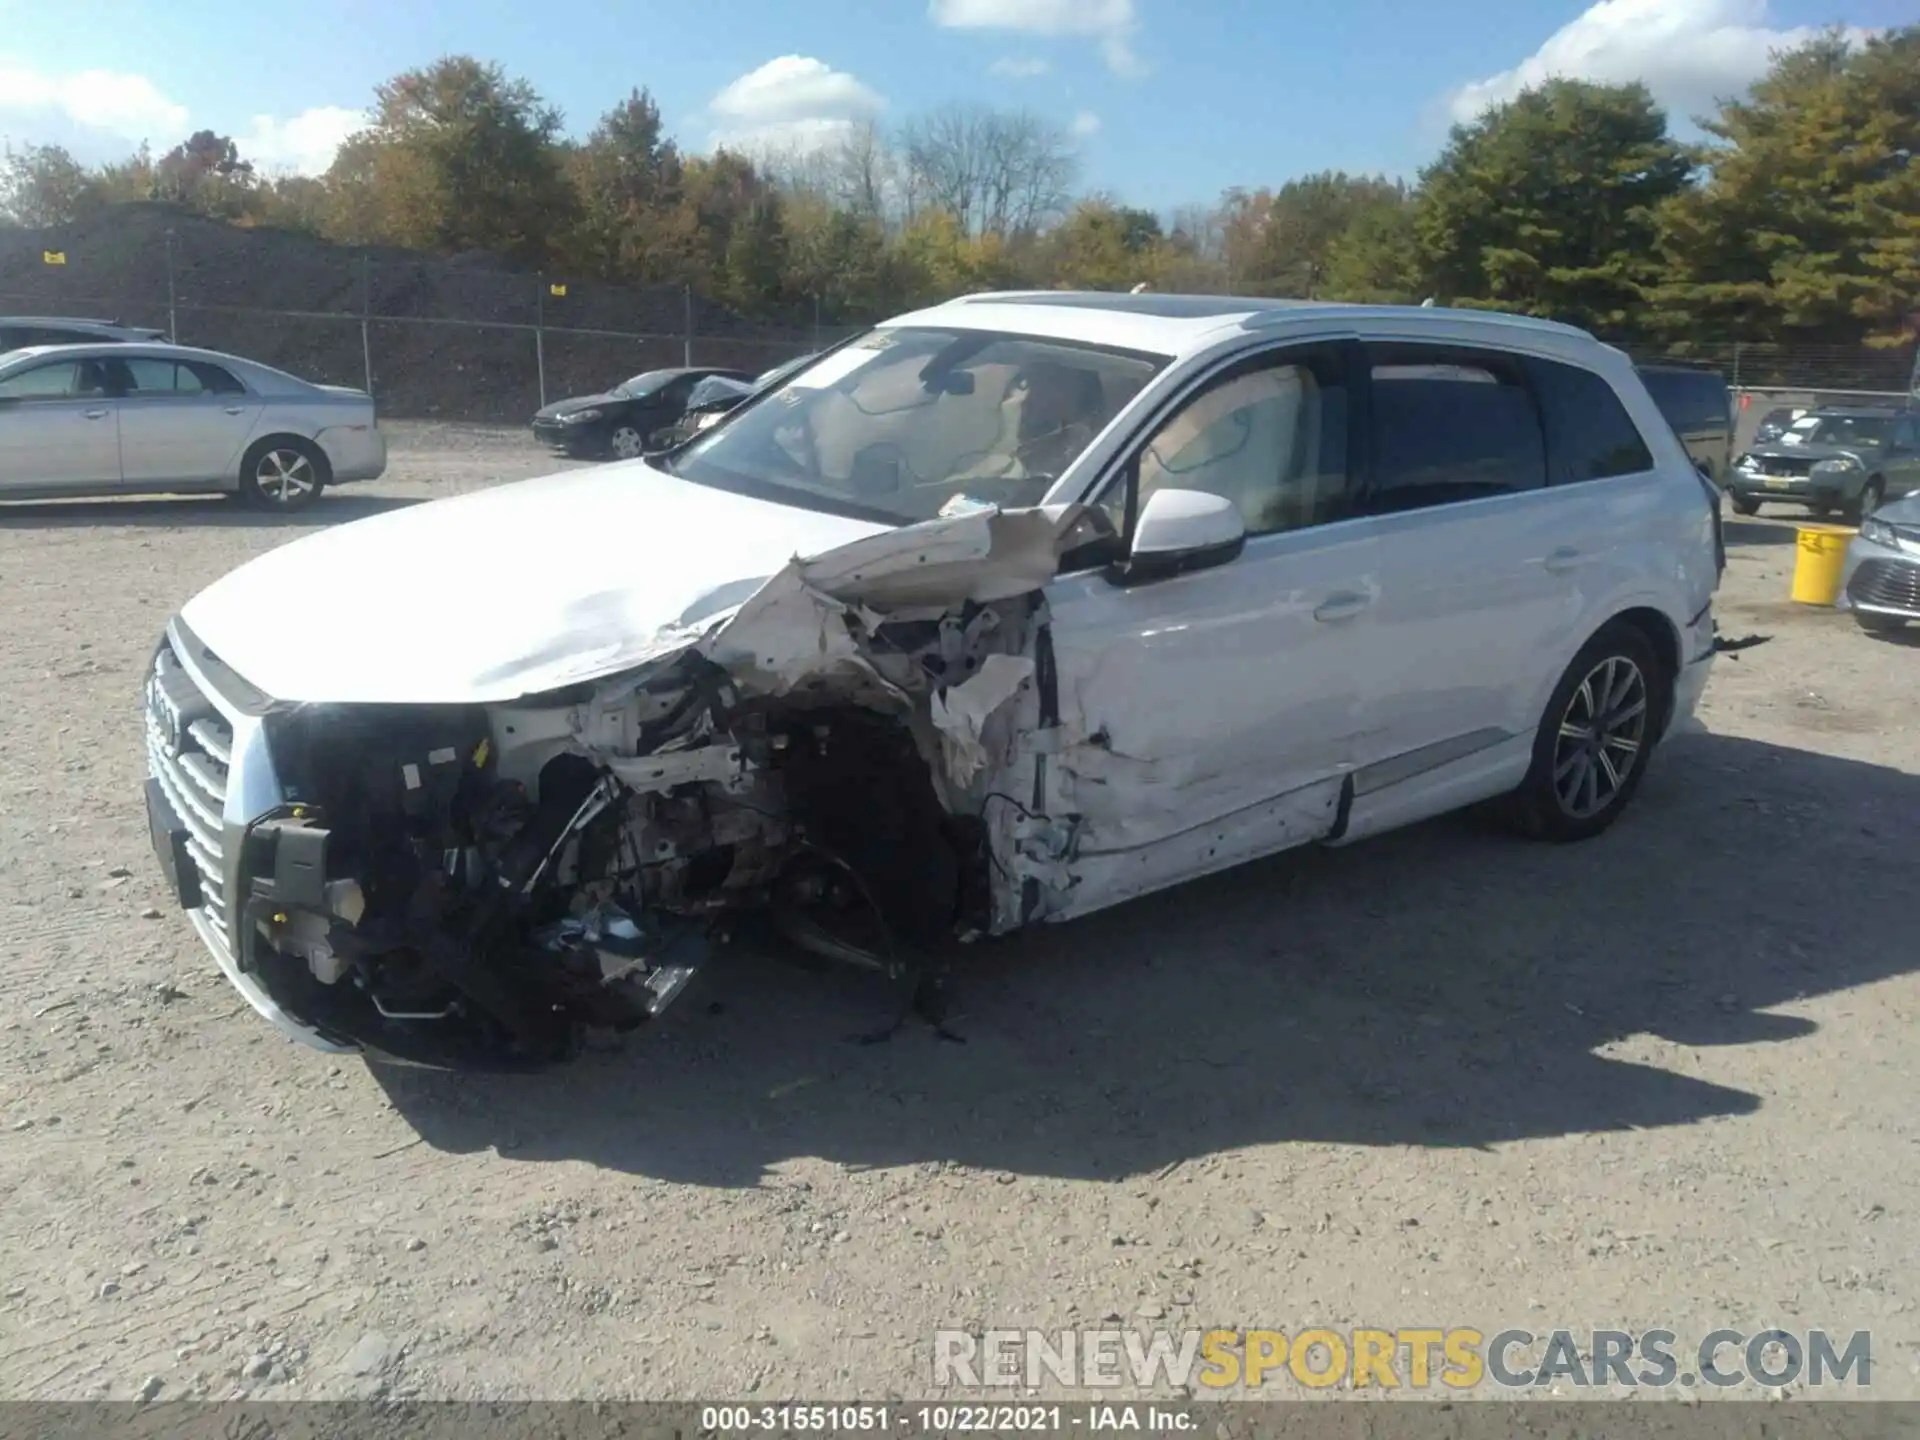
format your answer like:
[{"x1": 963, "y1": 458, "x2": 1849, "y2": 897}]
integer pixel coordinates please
[{"x1": 1126, "y1": 348, "x2": 1351, "y2": 538}]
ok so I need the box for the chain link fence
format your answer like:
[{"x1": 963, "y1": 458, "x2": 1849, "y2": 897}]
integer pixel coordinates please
[
  {"x1": 4, "y1": 216, "x2": 1914, "y2": 426},
  {"x1": 1612, "y1": 336, "x2": 1918, "y2": 396},
  {"x1": 0, "y1": 226, "x2": 861, "y2": 424}
]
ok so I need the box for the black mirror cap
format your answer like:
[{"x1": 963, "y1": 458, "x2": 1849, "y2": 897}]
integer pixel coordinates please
[{"x1": 1105, "y1": 534, "x2": 1246, "y2": 587}]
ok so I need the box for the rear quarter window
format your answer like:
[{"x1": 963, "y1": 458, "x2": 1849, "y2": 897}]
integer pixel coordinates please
[
  {"x1": 1530, "y1": 359, "x2": 1654, "y2": 484},
  {"x1": 185, "y1": 361, "x2": 246, "y2": 395}
]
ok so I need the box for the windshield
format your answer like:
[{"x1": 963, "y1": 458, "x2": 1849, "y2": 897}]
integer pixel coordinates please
[
  {"x1": 756, "y1": 353, "x2": 815, "y2": 389},
  {"x1": 614, "y1": 370, "x2": 676, "y2": 398},
  {"x1": 1783, "y1": 414, "x2": 1890, "y2": 447},
  {"x1": 668, "y1": 327, "x2": 1164, "y2": 524}
]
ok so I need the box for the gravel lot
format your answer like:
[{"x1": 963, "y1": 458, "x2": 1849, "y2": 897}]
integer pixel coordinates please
[{"x1": 2, "y1": 422, "x2": 1915, "y2": 1403}]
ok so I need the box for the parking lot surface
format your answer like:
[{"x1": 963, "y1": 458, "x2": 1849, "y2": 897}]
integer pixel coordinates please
[{"x1": 2, "y1": 424, "x2": 1915, "y2": 1400}]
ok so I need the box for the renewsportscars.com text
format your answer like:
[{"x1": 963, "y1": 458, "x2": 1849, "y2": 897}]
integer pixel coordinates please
[{"x1": 932, "y1": 1327, "x2": 1873, "y2": 1391}]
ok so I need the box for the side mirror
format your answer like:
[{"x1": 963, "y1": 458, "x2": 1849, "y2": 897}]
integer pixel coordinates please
[{"x1": 1110, "y1": 488, "x2": 1246, "y2": 586}]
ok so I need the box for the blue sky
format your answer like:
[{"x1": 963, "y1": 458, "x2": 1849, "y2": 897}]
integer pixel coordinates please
[{"x1": 0, "y1": 0, "x2": 1906, "y2": 213}]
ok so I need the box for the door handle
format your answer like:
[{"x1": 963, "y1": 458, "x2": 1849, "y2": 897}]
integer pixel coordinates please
[
  {"x1": 1544, "y1": 546, "x2": 1584, "y2": 574},
  {"x1": 224, "y1": 405, "x2": 246, "y2": 415},
  {"x1": 1313, "y1": 592, "x2": 1372, "y2": 623},
  {"x1": 82, "y1": 408, "x2": 109, "y2": 420}
]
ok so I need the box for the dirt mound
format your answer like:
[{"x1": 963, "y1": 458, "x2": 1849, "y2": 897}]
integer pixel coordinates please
[{"x1": 0, "y1": 204, "x2": 814, "y2": 421}]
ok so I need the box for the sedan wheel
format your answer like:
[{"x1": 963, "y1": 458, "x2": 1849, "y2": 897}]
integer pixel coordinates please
[
  {"x1": 1504, "y1": 621, "x2": 1667, "y2": 842},
  {"x1": 609, "y1": 425, "x2": 645, "y2": 460},
  {"x1": 239, "y1": 439, "x2": 327, "y2": 512}
]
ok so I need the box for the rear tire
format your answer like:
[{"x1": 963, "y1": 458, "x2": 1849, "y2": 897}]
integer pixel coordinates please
[
  {"x1": 238, "y1": 437, "x2": 328, "y2": 512},
  {"x1": 1504, "y1": 621, "x2": 1669, "y2": 843},
  {"x1": 1729, "y1": 495, "x2": 1760, "y2": 516}
]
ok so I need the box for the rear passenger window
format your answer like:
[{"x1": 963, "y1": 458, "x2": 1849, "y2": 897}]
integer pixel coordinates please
[
  {"x1": 1529, "y1": 358, "x2": 1654, "y2": 485},
  {"x1": 122, "y1": 358, "x2": 200, "y2": 395},
  {"x1": 1363, "y1": 349, "x2": 1545, "y2": 513}
]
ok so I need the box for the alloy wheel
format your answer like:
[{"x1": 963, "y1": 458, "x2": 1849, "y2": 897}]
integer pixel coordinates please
[
  {"x1": 1551, "y1": 655, "x2": 1649, "y2": 819},
  {"x1": 610, "y1": 426, "x2": 644, "y2": 459},
  {"x1": 256, "y1": 448, "x2": 317, "y2": 504}
]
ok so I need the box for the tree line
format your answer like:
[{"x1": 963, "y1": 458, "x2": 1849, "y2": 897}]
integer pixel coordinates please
[{"x1": 2, "y1": 26, "x2": 1915, "y2": 349}]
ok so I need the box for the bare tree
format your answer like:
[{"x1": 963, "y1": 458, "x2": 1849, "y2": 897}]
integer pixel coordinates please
[
  {"x1": 828, "y1": 118, "x2": 896, "y2": 221},
  {"x1": 902, "y1": 104, "x2": 1077, "y2": 238},
  {"x1": 759, "y1": 119, "x2": 905, "y2": 224}
]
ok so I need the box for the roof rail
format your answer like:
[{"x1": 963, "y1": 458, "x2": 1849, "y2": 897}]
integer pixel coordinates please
[{"x1": 1240, "y1": 302, "x2": 1593, "y2": 338}]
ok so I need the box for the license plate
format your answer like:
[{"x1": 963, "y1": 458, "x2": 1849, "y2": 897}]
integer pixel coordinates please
[
  {"x1": 145, "y1": 778, "x2": 203, "y2": 909},
  {"x1": 1765, "y1": 478, "x2": 1792, "y2": 489}
]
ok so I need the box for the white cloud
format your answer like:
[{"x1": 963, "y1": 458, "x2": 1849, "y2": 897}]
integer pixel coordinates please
[
  {"x1": 0, "y1": 58, "x2": 188, "y2": 154},
  {"x1": 1071, "y1": 110, "x2": 1102, "y2": 137},
  {"x1": 0, "y1": 58, "x2": 357, "y2": 176},
  {"x1": 930, "y1": 0, "x2": 1144, "y2": 76},
  {"x1": 990, "y1": 56, "x2": 1053, "y2": 78},
  {"x1": 239, "y1": 106, "x2": 363, "y2": 177},
  {"x1": 708, "y1": 55, "x2": 885, "y2": 154},
  {"x1": 1445, "y1": 0, "x2": 1870, "y2": 126}
]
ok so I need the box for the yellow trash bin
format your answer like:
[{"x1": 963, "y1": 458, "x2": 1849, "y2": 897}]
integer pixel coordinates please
[{"x1": 1791, "y1": 523, "x2": 1854, "y2": 606}]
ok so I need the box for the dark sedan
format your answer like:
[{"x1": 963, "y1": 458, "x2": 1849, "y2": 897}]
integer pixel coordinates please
[
  {"x1": 531, "y1": 366, "x2": 755, "y2": 459},
  {"x1": 1728, "y1": 407, "x2": 1920, "y2": 521}
]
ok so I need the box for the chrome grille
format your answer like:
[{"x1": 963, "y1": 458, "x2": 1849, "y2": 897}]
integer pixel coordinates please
[
  {"x1": 1847, "y1": 558, "x2": 1920, "y2": 617},
  {"x1": 1762, "y1": 456, "x2": 1815, "y2": 477},
  {"x1": 145, "y1": 644, "x2": 232, "y2": 949}
]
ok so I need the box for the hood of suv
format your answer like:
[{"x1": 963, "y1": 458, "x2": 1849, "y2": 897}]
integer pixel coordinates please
[
  {"x1": 179, "y1": 463, "x2": 889, "y2": 705},
  {"x1": 1746, "y1": 440, "x2": 1878, "y2": 464}
]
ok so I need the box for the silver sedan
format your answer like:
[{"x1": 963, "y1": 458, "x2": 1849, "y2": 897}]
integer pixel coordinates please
[
  {"x1": 1839, "y1": 491, "x2": 1920, "y2": 633},
  {"x1": 0, "y1": 342, "x2": 386, "y2": 511}
]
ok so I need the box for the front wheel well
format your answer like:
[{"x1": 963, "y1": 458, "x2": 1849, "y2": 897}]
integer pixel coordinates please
[{"x1": 240, "y1": 434, "x2": 332, "y2": 484}]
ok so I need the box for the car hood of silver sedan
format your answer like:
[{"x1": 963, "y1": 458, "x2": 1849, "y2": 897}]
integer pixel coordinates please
[{"x1": 179, "y1": 462, "x2": 892, "y2": 705}]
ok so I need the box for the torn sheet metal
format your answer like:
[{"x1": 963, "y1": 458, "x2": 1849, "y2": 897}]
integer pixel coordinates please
[
  {"x1": 928, "y1": 653, "x2": 1035, "y2": 788},
  {"x1": 797, "y1": 505, "x2": 1091, "y2": 609},
  {"x1": 701, "y1": 562, "x2": 897, "y2": 702},
  {"x1": 602, "y1": 741, "x2": 753, "y2": 795}
]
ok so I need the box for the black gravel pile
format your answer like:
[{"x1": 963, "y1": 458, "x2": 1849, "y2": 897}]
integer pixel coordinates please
[{"x1": 0, "y1": 203, "x2": 817, "y2": 421}]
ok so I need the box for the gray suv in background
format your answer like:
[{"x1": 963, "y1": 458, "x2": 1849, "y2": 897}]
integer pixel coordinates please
[
  {"x1": 0, "y1": 316, "x2": 170, "y2": 352},
  {"x1": 1636, "y1": 364, "x2": 1733, "y2": 485},
  {"x1": 1729, "y1": 407, "x2": 1920, "y2": 521}
]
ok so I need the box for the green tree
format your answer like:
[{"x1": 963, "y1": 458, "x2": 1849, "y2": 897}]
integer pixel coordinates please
[
  {"x1": 325, "y1": 56, "x2": 577, "y2": 264},
  {"x1": 1321, "y1": 191, "x2": 1426, "y2": 303},
  {"x1": 1222, "y1": 172, "x2": 1409, "y2": 297},
  {"x1": 1419, "y1": 79, "x2": 1692, "y2": 330},
  {"x1": 895, "y1": 209, "x2": 1021, "y2": 305},
  {"x1": 782, "y1": 194, "x2": 896, "y2": 320},
  {"x1": 154, "y1": 131, "x2": 258, "y2": 220},
  {"x1": 1653, "y1": 26, "x2": 1920, "y2": 346},
  {"x1": 563, "y1": 89, "x2": 683, "y2": 283},
  {"x1": 0, "y1": 143, "x2": 101, "y2": 227},
  {"x1": 1045, "y1": 197, "x2": 1166, "y2": 290}
]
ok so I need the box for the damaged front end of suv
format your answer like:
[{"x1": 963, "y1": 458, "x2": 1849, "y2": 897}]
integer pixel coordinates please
[{"x1": 147, "y1": 505, "x2": 1099, "y2": 1069}]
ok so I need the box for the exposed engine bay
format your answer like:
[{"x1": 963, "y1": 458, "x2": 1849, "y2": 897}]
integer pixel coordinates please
[{"x1": 229, "y1": 506, "x2": 1106, "y2": 1067}]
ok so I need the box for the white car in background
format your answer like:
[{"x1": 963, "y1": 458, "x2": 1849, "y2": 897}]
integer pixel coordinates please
[
  {"x1": 0, "y1": 342, "x2": 385, "y2": 510},
  {"x1": 141, "y1": 293, "x2": 1721, "y2": 1069}
]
